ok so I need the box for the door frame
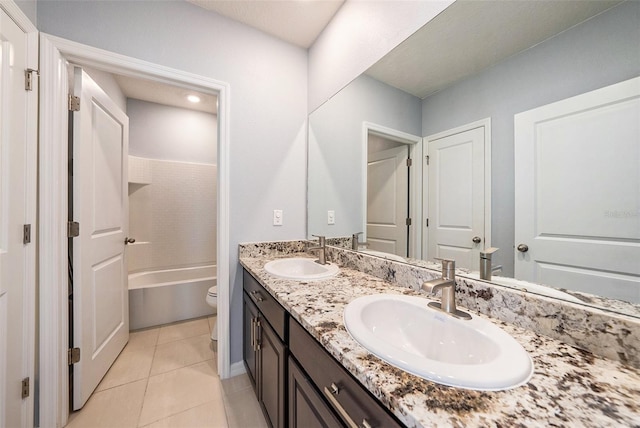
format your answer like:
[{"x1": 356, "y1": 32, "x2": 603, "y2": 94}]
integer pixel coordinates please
[
  {"x1": 422, "y1": 118, "x2": 492, "y2": 261},
  {"x1": 0, "y1": 3, "x2": 38, "y2": 427},
  {"x1": 38, "y1": 33, "x2": 231, "y2": 427},
  {"x1": 362, "y1": 122, "x2": 422, "y2": 258}
]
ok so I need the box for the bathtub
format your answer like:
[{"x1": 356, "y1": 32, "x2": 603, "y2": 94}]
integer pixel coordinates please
[{"x1": 128, "y1": 265, "x2": 216, "y2": 330}]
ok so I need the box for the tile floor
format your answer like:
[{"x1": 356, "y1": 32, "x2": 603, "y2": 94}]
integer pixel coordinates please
[{"x1": 66, "y1": 317, "x2": 268, "y2": 428}]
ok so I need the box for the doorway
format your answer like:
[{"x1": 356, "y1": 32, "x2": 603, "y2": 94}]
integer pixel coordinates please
[
  {"x1": 39, "y1": 34, "x2": 230, "y2": 427},
  {"x1": 362, "y1": 123, "x2": 422, "y2": 259},
  {"x1": 423, "y1": 118, "x2": 491, "y2": 271}
]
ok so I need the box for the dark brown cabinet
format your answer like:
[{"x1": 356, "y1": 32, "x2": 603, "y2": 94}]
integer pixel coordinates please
[
  {"x1": 243, "y1": 271, "x2": 287, "y2": 428},
  {"x1": 243, "y1": 268, "x2": 403, "y2": 428},
  {"x1": 288, "y1": 356, "x2": 342, "y2": 428}
]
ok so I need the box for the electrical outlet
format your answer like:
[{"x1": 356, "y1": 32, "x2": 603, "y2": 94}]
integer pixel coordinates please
[
  {"x1": 273, "y1": 209, "x2": 283, "y2": 226},
  {"x1": 327, "y1": 210, "x2": 335, "y2": 225}
]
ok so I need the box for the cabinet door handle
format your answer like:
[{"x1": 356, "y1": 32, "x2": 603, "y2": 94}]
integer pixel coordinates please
[
  {"x1": 252, "y1": 318, "x2": 256, "y2": 350},
  {"x1": 254, "y1": 318, "x2": 261, "y2": 351},
  {"x1": 323, "y1": 383, "x2": 359, "y2": 428}
]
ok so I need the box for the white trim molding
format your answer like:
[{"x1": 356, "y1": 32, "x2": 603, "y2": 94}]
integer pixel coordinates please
[
  {"x1": 0, "y1": 0, "x2": 37, "y2": 33},
  {"x1": 38, "y1": 33, "x2": 232, "y2": 427},
  {"x1": 361, "y1": 122, "x2": 423, "y2": 259}
]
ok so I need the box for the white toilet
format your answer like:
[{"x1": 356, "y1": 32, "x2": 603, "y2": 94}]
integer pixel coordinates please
[{"x1": 206, "y1": 286, "x2": 218, "y2": 341}]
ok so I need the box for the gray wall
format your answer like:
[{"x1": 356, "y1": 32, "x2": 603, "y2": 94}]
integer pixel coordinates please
[
  {"x1": 421, "y1": 1, "x2": 640, "y2": 276},
  {"x1": 38, "y1": 0, "x2": 307, "y2": 366},
  {"x1": 128, "y1": 99, "x2": 217, "y2": 165},
  {"x1": 308, "y1": 74, "x2": 421, "y2": 238}
]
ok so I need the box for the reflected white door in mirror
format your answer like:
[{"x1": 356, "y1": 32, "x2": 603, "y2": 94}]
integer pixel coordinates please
[
  {"x1": 424, "y1": 119, "x2": 491, "y2": 271},
  {"x1": 515, "y1": 77, "x2": 640, "y2": 303}
]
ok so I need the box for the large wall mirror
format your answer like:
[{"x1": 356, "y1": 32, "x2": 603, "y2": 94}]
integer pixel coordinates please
[{"x1": 308, "y1": 0, "x2": 640, "y2": 317}]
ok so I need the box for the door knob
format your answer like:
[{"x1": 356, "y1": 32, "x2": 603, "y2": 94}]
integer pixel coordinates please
[
  {"x1": 124, "y1": 237, "x2": 136, "y2": 245},
  {"x1": 517, "y1": 244, "x2": 529, "y2": 253},
  {"x1": 472, "y1": 236, "x2": 482, "y2": 244}
]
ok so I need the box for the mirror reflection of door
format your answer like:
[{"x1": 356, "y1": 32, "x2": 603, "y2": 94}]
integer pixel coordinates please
[
  {"x1": 425, "y1": 122, "x2": 488, "y2": 271},
  {"x1": 366, "y1": 133, "x2": 410, "y2": 257},
  {"x1": 515, "y1": 77, "x2": 640, "y2": 303}
]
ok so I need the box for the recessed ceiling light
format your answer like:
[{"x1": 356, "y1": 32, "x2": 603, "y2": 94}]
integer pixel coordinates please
[{"x1": 187, "y1": 95, "x2": 201, "y2": 103}]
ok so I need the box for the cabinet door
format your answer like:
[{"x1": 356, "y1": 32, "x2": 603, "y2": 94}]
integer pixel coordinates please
[
  {"x1": 259, "y1": 319, "x2": 287, "y2": 428},
  {"x1": 289, "y1": 357, "x2": 342, "y2": 428},
  {"x1": 243, "y1": 292, "x2": 259, "y2": 389}
]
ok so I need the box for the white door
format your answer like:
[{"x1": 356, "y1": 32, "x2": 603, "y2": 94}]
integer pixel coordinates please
[
  {"x1": 367, "y1": 145, "x2": 409, "y2": 256},
  {"x1": 427, "y1": 127, "x2": 485, "y2": 270},
  {"x1": 515, "y1": 77, "x2": 640, "y2": 303},
  {"x1": 0, "y1": 9, "x2": 36, "y2": 428},
  {"x1": 72, "y1": 67, "x2": 130, "y2": 409}
]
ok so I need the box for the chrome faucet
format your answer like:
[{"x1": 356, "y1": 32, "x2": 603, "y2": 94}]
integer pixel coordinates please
[
  {"x1": 308, "y1": 235, "x2": 327, "y2": 265},
  {"x1": 421, "y1": 259, "x2": 471, "y2": 320},
  {"x1": 479, "y1": 247, "x2": 499, "y2": 281},
  {"x1": 351, "y1": 232, "x2": 366, "y2": 250}
]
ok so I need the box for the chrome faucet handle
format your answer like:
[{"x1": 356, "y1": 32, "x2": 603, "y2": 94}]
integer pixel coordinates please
[
  {"x1": 434, "y1": 257, "x2": 455, "y2": 280},
  {"x1": 480, "y1": 247, "x2": 499, "y2": 258},
  {"x1": 311, "y1": 234, "x2": 325, "y2": 245},
  {"x1": 352, "y1": 232, "x2": 363, "y2": 250}
]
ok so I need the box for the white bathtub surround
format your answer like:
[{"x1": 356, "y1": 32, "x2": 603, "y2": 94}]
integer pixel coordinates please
[
  {"x1": 129, "y1": 265, "x2": 216, "y2": 330},
  {"x1": 128, "y1": 157, "x2": 217, "y2": 273}
]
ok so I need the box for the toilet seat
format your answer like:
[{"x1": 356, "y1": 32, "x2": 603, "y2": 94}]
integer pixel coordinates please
[{"x1": 207, "y1": 286, "x2": 217, "y2": 298}]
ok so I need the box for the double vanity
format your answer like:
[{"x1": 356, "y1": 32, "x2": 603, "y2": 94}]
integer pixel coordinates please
[{"x1": 239, "y1": 240, "x2": 640, "y2": 427}]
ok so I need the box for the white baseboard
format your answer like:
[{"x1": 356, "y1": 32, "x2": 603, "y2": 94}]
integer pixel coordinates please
[{"x1": 229, "y1": 361, "x2": 247, "y2": 378}]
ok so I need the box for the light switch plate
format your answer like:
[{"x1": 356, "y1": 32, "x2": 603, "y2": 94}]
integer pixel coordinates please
[
  {"x1": 327, "y1": 210, "x2": 335, "y2": 225},
  {"x1": 273, "y1": 209, "x2": 283, "y2": 226}
]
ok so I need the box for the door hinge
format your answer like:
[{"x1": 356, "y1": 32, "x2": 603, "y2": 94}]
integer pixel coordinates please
[
  {"x1": 21, "y1": 378, "x2": 30, "y2": 399},
  {"x1": 23, "y1": 224, "x2": 31, "y2": 244},
  {"x1": 425, "y1": 155, "x2": 430, "y2": 165},
  {"x1": 24, "y1": 68, "x2": 38, "y2": 91},
  {"x1": 68, "y1": 94, "x2": 80, "y2": 112},
  {"x1": 406, "y1": 158, "x2": 412, "y2": 167},
  {"x1": 67, "y1": 221, "x2": 80, "y2": 238},
  {"x1": 68, "y1": 347, "x2": 81, "y2": 365},
  {"x1": 406, "y1": 218, "x2": 412, "y2": 226}
]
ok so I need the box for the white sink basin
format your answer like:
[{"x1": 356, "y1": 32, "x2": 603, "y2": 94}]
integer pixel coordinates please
[
  {"x1": 264, "y1": 257, "x2": 339, "y2": 281},
  {"x1": 344, "y1": 294, "x2": 533, "y2": 391}
]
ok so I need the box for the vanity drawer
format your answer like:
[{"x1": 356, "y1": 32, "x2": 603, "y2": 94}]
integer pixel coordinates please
[
  {"x1": 243, "y1": 269, "x2": 287, "y2": 341},
  {"x1": 290, "y1": 319, "x2": 402, "y2": 428}
]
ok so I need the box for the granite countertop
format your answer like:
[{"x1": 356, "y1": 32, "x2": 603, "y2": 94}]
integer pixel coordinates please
[{"x1": 240, "y1": 253, "x2": 640, "y2": 428}]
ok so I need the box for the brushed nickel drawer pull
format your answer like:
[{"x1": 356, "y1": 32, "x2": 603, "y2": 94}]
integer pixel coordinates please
[
  {"x1": 323, "y1": 383, "x2": 358, "y2": 428},
  {"x1": 254, "y1": 319, "x2": 261, "y2": 351},
  {"x1": 250, "y1": 290, "x2": 265, "y2": 303}
]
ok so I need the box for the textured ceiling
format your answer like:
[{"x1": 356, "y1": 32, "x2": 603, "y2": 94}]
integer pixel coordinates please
[
  {"x1": 187, "y1": 0, "x2": 345, "y2": 48},
  {"x1": 366, "y1": 0, "x2": 623, "y2": 99},
  {"x1": 115, "y1": 74, "x2": 218, "y2": 114}
]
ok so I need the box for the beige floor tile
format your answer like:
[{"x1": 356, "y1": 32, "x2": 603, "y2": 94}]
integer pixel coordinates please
[
  {"x1": 128, "y1": 328, "x2": 160, "y2": 349},
  {"x1": 208, "y1": 315, "x2": 216, "y2": 332},
  {"x1": 221, "y1": 373, "x2": 252, "y2": 396},
  {"x1": 157, "y1": 318, "x2": 210, "y2": 345},
  {"x1": 65, "y1": 379, "x2": 147, "y2": 428},
  {"x1": 138, "y1": 360, "x2": 222, "y2": 426},
  {"x1": 141, "y1": 399, "x2": 228, "y2": 428},
  {"x1": 223, "y1": 385, "x2": 268, "y2": 428},
  {"x1": 150, "y1": 333, "x2": 215, "y2": 376},
  {"x1": 96, "y1": 345, "x2": 155, "y2": 392}
]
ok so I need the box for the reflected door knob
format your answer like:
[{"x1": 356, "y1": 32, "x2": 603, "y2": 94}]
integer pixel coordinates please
[
  {"x1": 124, "y1": 237, "x2": 136, "y2": 245},
  {"x1": 472, "y1": 236, "x2": 482, "y2": 244},
  {"x1": 517, "y1": 244, "x2": 529, "y2": 253}
]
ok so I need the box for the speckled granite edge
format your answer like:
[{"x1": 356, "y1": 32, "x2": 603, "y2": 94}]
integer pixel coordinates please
[
  {"x1": 239, "y1": 241, "x2": 640, "y2": 368},
  {"x1": 239, "y1": 252, "x2": 640, "y2": 427}
]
